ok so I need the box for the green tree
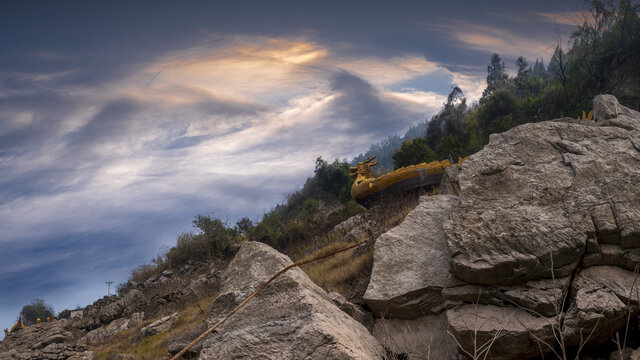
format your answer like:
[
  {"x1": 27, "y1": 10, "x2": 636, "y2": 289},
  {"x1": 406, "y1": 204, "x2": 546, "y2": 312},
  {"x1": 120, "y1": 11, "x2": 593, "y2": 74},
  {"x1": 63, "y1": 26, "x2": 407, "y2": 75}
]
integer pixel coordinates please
[
  {"x1": 483, "y1": 53, "x2": 508, "y2": 97},
  {"x1": 313, "y1": 157, "x2": 351, "y2": 197},
  {"x1": 21, "y1": 299, "x2": 54, "y2": 326},
  {"x1": 192, "y1": 215, "x2": 233, "y2": 257},
  {"x1": 548, "y1": 45, "x2": 569, "y2": 101},
  {"x1": 235, "y1": 217, "x2": 254, "y2": 235},
  {"x1": 477, "y1": 88, "x2": 521, "y2": 137},
  {"x1": 392, "y1": 138, "x2": 437, "y2": 169}
]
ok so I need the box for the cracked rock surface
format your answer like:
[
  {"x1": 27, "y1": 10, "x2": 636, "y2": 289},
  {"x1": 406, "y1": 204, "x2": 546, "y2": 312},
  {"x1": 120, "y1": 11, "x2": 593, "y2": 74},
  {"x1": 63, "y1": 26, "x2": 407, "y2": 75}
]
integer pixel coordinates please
[
  {"x1": 445, "y1": 96, "x2": 640, "y2": 286},
  {"x1": 199, "y1": 241, "x2": 385, "y2": 360},
  {"x1": 364, "y1": 95, "x2": 640, "y2": 359}
]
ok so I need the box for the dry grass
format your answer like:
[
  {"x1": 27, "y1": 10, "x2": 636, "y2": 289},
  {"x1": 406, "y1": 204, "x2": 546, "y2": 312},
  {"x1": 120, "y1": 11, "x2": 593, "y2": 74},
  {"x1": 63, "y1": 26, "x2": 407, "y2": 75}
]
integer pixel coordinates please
[
  {"x1": 94, "y1": 295, "x2": 215, "y2": 360},
  {"x1": 299, "y1": 240, "x2": 373, "y2": 295}
]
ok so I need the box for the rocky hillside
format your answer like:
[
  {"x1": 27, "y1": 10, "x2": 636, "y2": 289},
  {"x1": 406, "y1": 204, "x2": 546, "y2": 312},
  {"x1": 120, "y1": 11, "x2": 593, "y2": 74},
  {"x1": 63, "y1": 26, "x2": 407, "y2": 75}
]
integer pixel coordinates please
[{"x1": 2, "y1": 94, "x2": 640, "y2": 359}]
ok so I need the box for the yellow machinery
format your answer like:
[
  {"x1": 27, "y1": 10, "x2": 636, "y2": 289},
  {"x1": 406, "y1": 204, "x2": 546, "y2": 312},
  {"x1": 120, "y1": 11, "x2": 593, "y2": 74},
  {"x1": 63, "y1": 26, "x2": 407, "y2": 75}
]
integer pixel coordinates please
[
  {"x1": 9, "y1": 313, "x2": 25, "y2": 333},
  {"x1": 349, "y1": 156, "x2": 468, "y2": 201}
]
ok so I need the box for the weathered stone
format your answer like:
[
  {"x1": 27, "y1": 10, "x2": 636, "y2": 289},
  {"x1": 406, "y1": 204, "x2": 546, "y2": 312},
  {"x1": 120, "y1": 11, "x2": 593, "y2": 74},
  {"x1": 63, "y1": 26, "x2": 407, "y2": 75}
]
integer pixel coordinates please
[
  {"x1": 445, "y1": 101, "x2": 640, "y2": 285},
  {"x1": 364, "y1": 195, "x2": 463, "y2": 319},
  {"x1": 594, "y1": 94, "x2": 640, "y2": 130},
  {"x1": 199, "y1": 241, "x2": 385, "y2": 359},
  {"x1": 373, "y1": 314, "x2": 457, "y2": 360},
  {"x1": 140, "y1": 312, "x2": 178, "y2": 338},
  {"x1": 67, "y1": 351, "x2": 95, "y2": 360},
  {"x1": 442, "y1": 277, "x2": 569, "y2": 317},
  {"x1": 613, "y1": 201, "x2": 640, "y2": 249},
  {"x1": 562, "y1": 266, "x2": 640, "y2": 347},
  {"x1": 328, "y1": 292, "x2": 374, "y2": 331},
  {"x1": 440, "y1": 165, "x2": 461, "y2": 196},
  {"x1": 167, "y1": 323, "x2": 209, "y2": 357},
  {"x1": 592, "y1": 203, "x2": 619, "y2": 244},
  {"x1": 447, "y1": 304, "x2": 556, "y2": 360},
  {"x1": 0, "y1": 322, "x2": 88, "y2": 359}
]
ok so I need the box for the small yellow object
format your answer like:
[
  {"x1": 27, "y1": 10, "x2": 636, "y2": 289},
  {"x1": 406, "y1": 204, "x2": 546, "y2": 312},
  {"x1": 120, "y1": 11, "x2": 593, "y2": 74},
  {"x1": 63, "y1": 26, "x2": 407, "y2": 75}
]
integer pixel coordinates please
[
  {"x1": 10, "y1": 314, "x2": 25, "y2": 332},
  {"x1": 47, "y1": 317, "x2": 51, "y2": 322},
  {"x1": 37, "y1": 318, "x2": 41, "y2": 324},
  {"x1": 577, "y1": 110, "x2": 594, "y2": 120},
  {"x1": 350, "y1": 155, "x2": 469, "y2": 200},
  {"x1": 3, "y1": 328, "x2": 8, "y2": 336}
]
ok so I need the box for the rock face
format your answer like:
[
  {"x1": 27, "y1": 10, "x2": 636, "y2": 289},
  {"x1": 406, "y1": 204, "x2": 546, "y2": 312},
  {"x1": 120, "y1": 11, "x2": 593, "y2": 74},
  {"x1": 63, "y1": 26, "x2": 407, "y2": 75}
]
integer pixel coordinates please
[
  {"x1": 364, "y1": 195, "x2": 462, "y2": 318},
  {"x1": 373, "y1": 314, "x2": 457, "y2": 360},
  {"x1": 363, "y1": 95, "x2": 640, "y2": 359},
  {"x1": 199, "y1": 241, "x2": 385, "y2": 360},
  {"x1": 82, "y1": 312, "x2": 143, "y2": 344},
  {"x1": 0, "y1": 320, "x2": 92, "y2": 360},
  {"x1": 445, "y1": 97, "x2": 640, "y2": 285},
  {"x1": 140, "y1": 312, "x2": 178, "y2": 338}
]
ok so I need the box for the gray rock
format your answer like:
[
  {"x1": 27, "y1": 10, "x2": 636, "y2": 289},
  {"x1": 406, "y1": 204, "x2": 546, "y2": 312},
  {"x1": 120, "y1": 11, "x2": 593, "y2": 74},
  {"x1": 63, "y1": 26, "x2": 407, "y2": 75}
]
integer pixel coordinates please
[
  {"x1": 591, "y1": 203, "x2": 619, "y2": 244},
  {"x1": 594, "y1": 94, "x2": 640, "y2": 130},
  {"x1": 84, "y1": 318, "x2": 130, "y2": 344},
  {"x1": 440, "y1": 164, "x2": 461, "y2": 196},
  {"x1": 0, "y1": 321, "x2": 88, "y2": 359},
  {"x1": 373, "y1": 313, "x2": 457, "y2": 360},
  {"x1": 199, "y1": 241, "x2": 385, "y2": 360},
  {"x1": 364, "y1": 195, "x2": 463, "y2": 319},
  {"x1": 167, "y1": 323, "x2": 209, "y2": 357},
  {"x1": 328, "y1": 292, "x2": 374, "y2": 331},
  {"x1": 445, "y1": 100, "x2": 640, "y2": 285},
  {"x1": 442, "y1": 277, "x2": 569, "y2": 317},
  {"x1": 140, "y1": 312, "x2": 178, "y2": 338},
  {"x1": 562, "y1": 266, "x2": 640, "y2": 347},
  {"x1": 447, "y1": 304, "x2": 556, "y2": 360},
  {"x1": 67, "y1": 351, "x2": 95, "y2": 360}
]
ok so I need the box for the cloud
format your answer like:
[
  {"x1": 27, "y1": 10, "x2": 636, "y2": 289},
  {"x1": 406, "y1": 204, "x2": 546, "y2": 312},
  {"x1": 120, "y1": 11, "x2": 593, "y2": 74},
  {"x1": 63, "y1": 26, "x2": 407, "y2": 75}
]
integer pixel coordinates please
[
  {"x1": 536, "y1": 11, "x2": 590, "y2": 27},
  {"x1": 419, "y1": 19, "x2": 557, "y2": 71},
  {"x1": 0, "y1": 34, "x2": 466, "y2": 335}
]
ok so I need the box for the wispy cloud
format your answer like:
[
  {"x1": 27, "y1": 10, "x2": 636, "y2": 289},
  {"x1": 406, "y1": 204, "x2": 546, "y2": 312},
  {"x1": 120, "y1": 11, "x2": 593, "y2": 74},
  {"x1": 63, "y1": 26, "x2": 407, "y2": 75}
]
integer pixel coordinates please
[
  {"x1": 422, "y1": 19, "x2": 556, "y2": 63},
  {"x1": 536, "y1": 11, "x2": 590, "y2": 27},
  {"x1": 1, "y1": 35, "x2": 459, "y2": 317}
]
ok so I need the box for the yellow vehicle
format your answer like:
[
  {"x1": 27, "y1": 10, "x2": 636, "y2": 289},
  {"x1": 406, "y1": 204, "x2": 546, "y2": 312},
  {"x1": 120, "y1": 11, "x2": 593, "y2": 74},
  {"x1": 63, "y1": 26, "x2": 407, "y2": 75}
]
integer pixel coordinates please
[{"x1": 349, "y1": 156, "x2": 468, "y2": 201}]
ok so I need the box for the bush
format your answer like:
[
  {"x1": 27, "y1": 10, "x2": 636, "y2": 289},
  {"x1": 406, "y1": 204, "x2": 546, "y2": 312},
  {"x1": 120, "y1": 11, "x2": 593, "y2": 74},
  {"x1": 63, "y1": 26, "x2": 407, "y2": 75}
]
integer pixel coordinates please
[
  {"x1": 304, "y1": 199, "x2": 319, "y2": 215},
  {"x1": 392, "y1": 138, "x2": 438, "y2": 169},
  {"x1": 21, "y1": 299, "x2": 54, "y2": 326},
  {"x1": 57, "y1": 309, "x2": 71, "y2": 320}
]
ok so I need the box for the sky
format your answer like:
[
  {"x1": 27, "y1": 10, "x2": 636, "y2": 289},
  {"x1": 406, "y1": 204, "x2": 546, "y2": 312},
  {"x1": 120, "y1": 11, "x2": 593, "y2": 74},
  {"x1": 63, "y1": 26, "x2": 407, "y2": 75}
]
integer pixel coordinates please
[{"x1": 0, "y1": 0, "x2": 587, "y2": 336}]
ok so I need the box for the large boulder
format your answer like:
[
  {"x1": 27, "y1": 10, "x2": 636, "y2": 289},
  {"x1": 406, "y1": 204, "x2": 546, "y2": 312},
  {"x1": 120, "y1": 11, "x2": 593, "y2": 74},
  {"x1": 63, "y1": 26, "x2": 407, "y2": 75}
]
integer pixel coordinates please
[
  {"x1": 444, "y1": 95, "x2": 640, "y2": 286},
  {"x1": 364, "y1": 195, "x2": 463, "y2": 318},
  {"x1": 199, "y1": 241, "x2": 385, "y2": 359},
  {"x1": 373, "y1": 314, "x2": 457, "y2": 360}
]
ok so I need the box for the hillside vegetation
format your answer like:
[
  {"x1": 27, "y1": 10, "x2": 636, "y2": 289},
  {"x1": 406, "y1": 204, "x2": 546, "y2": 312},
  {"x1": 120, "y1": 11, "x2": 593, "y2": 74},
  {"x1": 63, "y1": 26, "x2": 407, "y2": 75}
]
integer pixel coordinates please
[{"x1": 394, "y1": 0, "x2": 640, "y2": 168}]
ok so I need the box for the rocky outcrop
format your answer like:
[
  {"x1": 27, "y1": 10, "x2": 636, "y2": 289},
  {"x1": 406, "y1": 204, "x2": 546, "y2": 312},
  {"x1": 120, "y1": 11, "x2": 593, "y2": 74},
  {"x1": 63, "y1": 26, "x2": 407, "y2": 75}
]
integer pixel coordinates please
[
  {"x1": 445, "y1": 95, "x2": 640, "y2": 286},
  {"x1": 364, "y1": 195, "x2": 462, "y2": 318},
  {"x1": 0, "y1": 320, "x2": 92, "y2": 360},
  {"x1": 82, "y1": 312, "x2": 143, "y2": 345},
  {"x1": 199, "y1": 241, "x2": 385, "y2": 359},
  {"x1": 363, "y1": 95, "x2": 640, "y2": 359},
  {"x1": 140, "y1": 312, "x2": 178, "y2": 338}
]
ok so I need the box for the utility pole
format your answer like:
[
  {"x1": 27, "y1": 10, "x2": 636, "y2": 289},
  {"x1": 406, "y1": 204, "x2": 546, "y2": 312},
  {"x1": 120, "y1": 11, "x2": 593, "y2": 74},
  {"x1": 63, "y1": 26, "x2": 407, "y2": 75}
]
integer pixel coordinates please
[{"x1": 106, "y1": 281, "x2": 114, "y2": 297}]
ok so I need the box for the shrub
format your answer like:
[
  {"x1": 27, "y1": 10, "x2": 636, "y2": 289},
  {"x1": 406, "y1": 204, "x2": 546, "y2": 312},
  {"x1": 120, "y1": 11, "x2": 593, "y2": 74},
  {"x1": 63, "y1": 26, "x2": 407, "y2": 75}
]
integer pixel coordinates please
[{"x1": 21, "y1": 299, "x2": 54, "y2": 326}]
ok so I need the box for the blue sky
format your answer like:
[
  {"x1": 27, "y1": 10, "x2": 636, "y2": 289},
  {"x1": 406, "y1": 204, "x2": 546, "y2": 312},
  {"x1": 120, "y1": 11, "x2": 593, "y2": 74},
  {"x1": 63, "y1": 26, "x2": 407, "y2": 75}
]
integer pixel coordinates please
[{"x1": 0, "y1": 0, "x2": 587, "y2": 336}]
